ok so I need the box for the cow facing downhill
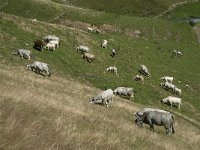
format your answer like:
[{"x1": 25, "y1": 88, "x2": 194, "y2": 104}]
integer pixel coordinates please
[
  {"x1": 161, "y1": 96, "x2": 182, "y2": 109},
  {"x1": 33, "y1": 40, "x2": 44, "y2": 51},
  {"x1": 134, "y1": 108, "x2": 175, "y2": 134},
  {"x1": 82, "y1": 52, "x2": 95, "y2": 63},
  {"x1": 114, "y1": 87, "x2": 134, "y2": 99},
  {"x1": 27, "y1": 61, "x2": 51, "y2": 76},
  {"x1": 13, "y1": 49, "x2": 32, "y2": 60},
  {"x1": 139, "y1": 65, "x2": 151, "y2": 77},
  {"x1": 89, "y1": 89, "x2": 114, "y2": 107}
]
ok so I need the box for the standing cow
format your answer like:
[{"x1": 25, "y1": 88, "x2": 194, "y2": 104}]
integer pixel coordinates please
[
  {"x1": 114, "y1": 87, "x2": 134, "y2": 99},
  {"x1": 101, "y1": 39, "x2": 108, "y2": 48},
  {"x1": 13, "y1": 49, "x2": 32, "y2": 60},
  {"x1": 89, "y1": 89, "x2": 114, "y2": 107},
  {"x1": 161, "y1": 96, "x2": 182, "y2": 109},
  {"x1": 33, "y1": 40, "x2": 44, "y2": 51},
  {"x1": 139, "y1": 65, "x2": 151, "y2": 77},
  {"x1": 27, "y1": 61, "x2": 51, "y2": 76},
  {"x1": 134, "y1": 108, "x2": 175, "y2": 134},
  {"x1": 106, "y1": 66, "x2": 118, "y2": 75},
  {"x1": 160, "y1": 76, "x2": 174, "y2": 83}
]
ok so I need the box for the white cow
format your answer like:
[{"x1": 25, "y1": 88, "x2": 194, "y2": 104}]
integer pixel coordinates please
[
  {"x1": 49, "y1": 40, "x2": 60, "y2": 48},
  {"x1": 134, "y1": 75, "x2": 144, "y2": 83},
  {"x1": 44, "y1": 35, "x2": 59, "y2": 42},
  {"x1": 87, "y1": 27, "x2": 95, "y2": 32},
  {"x1": 106, "y1": 66, "x2": 118, "y2": 75},
  {"x1": 101, "y1": 40, "x2": 108, "y2": 48},
  {"x1": 160, "y1": 76, "x2": 174, "y2": 83},
  {"x1": 161, "y1": 96, "x2": 182, "y2": 109},
  {"x1": 76, "y1": 45, "x2": 90, "y2": 53},
  {"x1": 160, "y1": 82, "x2": 176, "y2": 93},
  {"x1": 13, "y1": 49, "x2": 31, "y2": 60},
  {"x1": 111, "y1": 49, "x2": 117, "y2": 57},
  {"x1": 173, "y1": 50, "x2": 183, "y2": 57},
  {"x1": 174, "y1": 87, "x2": 182, "y2": 96},
  {"x1": 45, "y1": 43, "x2": 56, "y2": 51},
  {"x1": 27, "y1": 61, "x2": 51, "y2": 76},
  {"x1": 139, "y1": 65, "x2": 151, "y2": 77},
  {"x1": 89, "y1": 89, "x2": 114, "y2": 107},
  {"x1": 114, "y1": 87, "x2": 134, "y2": 99}
]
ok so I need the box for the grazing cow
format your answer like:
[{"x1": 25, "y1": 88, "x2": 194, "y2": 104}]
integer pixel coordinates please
[
  {"x1": 185, "y1": 84, "x2": 193, "y2": 90},
  {"x1": 174, "y1": 87, "x2": 182, "y2": 96},
  {"x1": 44, "y1": 35, "x2": 59, "y2": 42},
  {"x1": 82, "y1": 52, "x2": 95, "y2": 63},
  {"x1": 139, "y1": 65, "x2": 151, "y2": 77},
  {"x1": 89, "y1": 89, "x2": 114, "y2": 107},
  {"x1": 27, "y1": 61, "x2": 51, "y2": 76},
  {"x1": 13, "y1": 49, "x2": 31, "y2": 60},
  {"x1": 114, "y1": 87, "x2": 134, "y2": 99},
  {"x1": 101, "y1": 39, "x2": 108, "y2": 48},
  {"x1": 76, "y1": 45, "x2": 90, "y2": 53},
  {"x1": 45, "y1": 43, "x2": 56, "y2": 51},
  {"x1": 134, "y1": 108, "x2": 175, "y2": 134},
  {"x1": 161, "y1": 96, "x2": 182, "y2": 109},
  {"x1": 173, "y1": 50, "x2": 182, "y2": 57},
  {"x1": 49, "y1": 40, "x2": 60, "y2": 48},
  {"x1": 33, "y1": 40, "x2": 44, "y2": 51},
  {"x1": 87, "y1": 27, "x2": 100, "y2": 33},
  {"x1": 160, "y1": 76, "x2": 174, "y2": 83},
  {"x1": 106, "y1": 66, "x2": 118, "y2": 75},
  {"x1": 87, "y1": 27, "x2": 95, "y2": 32},
  {"x1": 134, "y1": 75, "x2": 144, "y2": 83},
  {"x1": 160, "y1": 82, "x2": 176, "y2": 93},
  {"x1": 110, "y1": 49, "x2": 117, "y2": 57}
]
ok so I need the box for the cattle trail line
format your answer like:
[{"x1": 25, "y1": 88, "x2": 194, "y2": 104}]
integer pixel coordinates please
[
  {"x1": 155, "y1": 0, "x2": 198, "y2": 18},
  {"x1": 194, "y1": 26, "x2": 200, "y2": 44},
  {"x1": 47, "y1": 11, "x2": 66, "y2": 23}
]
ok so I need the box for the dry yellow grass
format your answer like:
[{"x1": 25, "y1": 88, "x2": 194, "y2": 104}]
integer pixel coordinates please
[{"x1": 0, "y1": 64, "x2": 200, "y2": 150}]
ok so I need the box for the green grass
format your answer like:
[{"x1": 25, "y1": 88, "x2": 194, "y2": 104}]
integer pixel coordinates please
[
  {"x1": 164, "y1": 1, "x2": 200, "y2": 20},
  {"x1": 0, "y1": 0, "x2": 65, "y2": 21},
  {"x1": 52, "y1": 0, "x2": 187, "y2": 16},
  {"x1": 1, "y1": 10, "x2": 200, "y2": 124}
]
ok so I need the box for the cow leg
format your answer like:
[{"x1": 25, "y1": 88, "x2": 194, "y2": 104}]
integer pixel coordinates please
[
  {"x1": 178, "y1": 103, "x2": 180, "y2": 109},
  {"x1": 149, "y1": 124, "x2": 154, "y2": 132},
  {"x1": 170, "y1": 102, "x2": 172, "y2": 107},
  {"x1": 171, "y1": 124, "x2": 175, "y2": 133},
  {"x1": 164, "y1": 123, "x2": 172, "y2": 134},
  {"x1": 20, "y1": 54, "x2": 23, "y2": 59}
]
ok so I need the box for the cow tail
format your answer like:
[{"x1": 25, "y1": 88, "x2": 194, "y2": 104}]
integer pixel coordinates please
[
  {"x1": 171, "y1": 114, "x2": 175, "y2": 133},
  {"x1": 47, "y1": 64, "x2": 51, "y2": 77}
]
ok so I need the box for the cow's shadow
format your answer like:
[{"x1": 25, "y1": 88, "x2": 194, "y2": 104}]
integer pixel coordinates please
[{"x1": 30, "y1": 69, "x2": 46, "y2": 77}]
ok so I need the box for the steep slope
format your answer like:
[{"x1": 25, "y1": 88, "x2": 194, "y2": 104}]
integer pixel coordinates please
[
  {"x1": 0, "y1": 0, "x2": 200, "y2": 149},
  {"x1": 1, "y1": 64, "x2": 200, "y2": 150},
  {"x1": 52, "y1": 0, "x2": 190, "y2": 16}
]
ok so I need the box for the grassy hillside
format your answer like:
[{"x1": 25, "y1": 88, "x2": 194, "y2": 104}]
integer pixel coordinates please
[
  {"x1": 52, "y1": 0, "x2": 188, "y2": 16},
  {"x1": 0, "y1": 0, "x2": 200, "y2": 149},
  {"x1": 1, "y1": 64, "x2": 200, "y2": 149},
  {"x1": 165, "y1": 1, "x2": 200, "y2": 18}
]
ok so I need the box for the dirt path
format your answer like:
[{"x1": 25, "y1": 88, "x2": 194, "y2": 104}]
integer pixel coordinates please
[
  {"x1": 155, "y1": 0, "x2": 198, "y2": 18},
  {"x1": 194, "y1": 26, "x2": 200, "y2": 44},
  {"x1": 47, "y1": 11, "x2": 66, "y2": 23}
]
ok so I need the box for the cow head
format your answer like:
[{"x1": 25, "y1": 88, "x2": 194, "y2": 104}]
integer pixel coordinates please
[
  {"x1": 89, "y1": 97, "x2": 95, "y2": 104},
  {"x1": 27, "y1": 65, "x2": 31, "y2": 70},
  {"x1": 161, "y1": 98, "x2": 167, "y2": 103},
  {"x1": 134, "y1": 112, "x2": 144, "y2": 127}
]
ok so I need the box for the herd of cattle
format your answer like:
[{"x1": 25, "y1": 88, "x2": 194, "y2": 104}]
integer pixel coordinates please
[{"x1": 12, "y1": 32, "x2": 185, "y2": 134}]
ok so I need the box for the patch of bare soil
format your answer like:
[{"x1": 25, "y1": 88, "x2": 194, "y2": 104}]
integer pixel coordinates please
[{"x1": 193, "y1": 26, "x2": 200, "y2": 44}]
